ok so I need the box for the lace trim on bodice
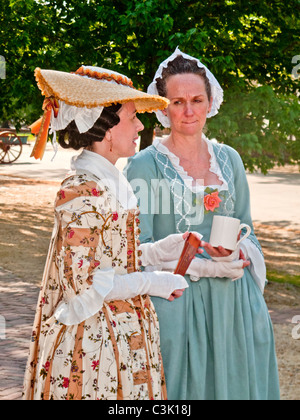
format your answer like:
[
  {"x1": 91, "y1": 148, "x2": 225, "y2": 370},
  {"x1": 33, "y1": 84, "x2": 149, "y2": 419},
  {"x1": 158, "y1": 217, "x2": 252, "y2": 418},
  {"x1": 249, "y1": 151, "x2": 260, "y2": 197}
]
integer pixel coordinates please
[{"x1": 153, "y1": 135, "x2": 229, "y2": 193}]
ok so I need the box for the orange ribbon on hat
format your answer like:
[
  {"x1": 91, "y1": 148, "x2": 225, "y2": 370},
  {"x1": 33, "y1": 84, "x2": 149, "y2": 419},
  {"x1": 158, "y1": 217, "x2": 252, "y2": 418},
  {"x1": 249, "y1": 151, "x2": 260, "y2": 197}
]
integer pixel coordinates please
[{"x1": 30, "y1": 97, "x2": 59, "y2": 160}]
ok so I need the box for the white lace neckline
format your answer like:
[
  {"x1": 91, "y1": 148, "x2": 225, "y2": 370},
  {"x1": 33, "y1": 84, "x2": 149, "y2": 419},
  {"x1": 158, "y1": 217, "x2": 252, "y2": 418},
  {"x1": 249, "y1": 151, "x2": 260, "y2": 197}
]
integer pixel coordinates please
[
  {"x1": 71, "y1": 149, "x2": 138, "y2": 210},
  {"x1": 153, "y1": 135, "x2": 228, "y2": 194}
]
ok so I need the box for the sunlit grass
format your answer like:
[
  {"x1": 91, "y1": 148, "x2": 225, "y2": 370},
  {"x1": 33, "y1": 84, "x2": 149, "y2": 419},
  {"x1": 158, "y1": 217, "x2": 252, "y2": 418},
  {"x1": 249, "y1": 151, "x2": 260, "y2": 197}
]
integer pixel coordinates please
[{"x1": 267, "y1": 270, "x2": 300, "y2": 288}]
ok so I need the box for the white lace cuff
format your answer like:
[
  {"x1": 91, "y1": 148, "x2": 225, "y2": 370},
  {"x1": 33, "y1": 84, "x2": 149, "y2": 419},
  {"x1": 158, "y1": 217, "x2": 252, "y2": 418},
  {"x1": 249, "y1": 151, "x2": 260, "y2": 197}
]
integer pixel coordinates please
[{"x1": 54, "y1": 268, "x2": 115, "y2": 326}]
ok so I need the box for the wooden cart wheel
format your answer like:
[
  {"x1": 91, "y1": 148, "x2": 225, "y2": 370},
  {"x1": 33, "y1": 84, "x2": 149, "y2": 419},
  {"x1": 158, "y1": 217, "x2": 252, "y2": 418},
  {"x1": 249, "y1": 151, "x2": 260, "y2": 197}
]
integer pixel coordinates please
[{"x1": 0, "y1": 131, "x2": 23, "y2": 163}]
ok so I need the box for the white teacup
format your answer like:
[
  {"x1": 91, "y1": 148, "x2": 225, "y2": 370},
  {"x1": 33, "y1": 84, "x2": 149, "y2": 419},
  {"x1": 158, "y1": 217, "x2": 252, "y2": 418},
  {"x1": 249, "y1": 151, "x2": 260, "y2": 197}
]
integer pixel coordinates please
[{"x1": 209, "y1": 215, "x2": 251, "y2": 251}]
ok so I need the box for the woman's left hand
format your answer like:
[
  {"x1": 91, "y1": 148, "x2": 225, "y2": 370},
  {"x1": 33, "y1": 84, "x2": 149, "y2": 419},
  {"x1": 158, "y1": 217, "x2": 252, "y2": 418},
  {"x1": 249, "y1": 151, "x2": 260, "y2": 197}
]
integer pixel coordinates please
[
  {"x1": 168, "y1": 288, "x2": 185, "y2": 302},
  {"x1": 201, "y1": 231, "x2": 244, "y2": 258},
  {"x1": 200, "y1": 240, "x2": 250, "y2": 268}
]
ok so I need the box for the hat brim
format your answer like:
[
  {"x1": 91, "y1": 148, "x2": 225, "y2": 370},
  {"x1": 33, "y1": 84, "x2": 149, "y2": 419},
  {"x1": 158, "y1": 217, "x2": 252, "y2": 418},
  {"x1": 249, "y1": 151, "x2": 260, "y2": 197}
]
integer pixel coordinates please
[{"x1": 35, "y1": 68, "x2": 169, "y2": 113}]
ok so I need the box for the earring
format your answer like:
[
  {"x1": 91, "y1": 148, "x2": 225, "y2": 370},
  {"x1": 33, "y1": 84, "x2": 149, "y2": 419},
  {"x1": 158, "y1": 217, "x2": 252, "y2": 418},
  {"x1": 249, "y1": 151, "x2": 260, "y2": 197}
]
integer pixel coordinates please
[{"x1": 108, "y1": 131, "x2": 113, "y2": 152}]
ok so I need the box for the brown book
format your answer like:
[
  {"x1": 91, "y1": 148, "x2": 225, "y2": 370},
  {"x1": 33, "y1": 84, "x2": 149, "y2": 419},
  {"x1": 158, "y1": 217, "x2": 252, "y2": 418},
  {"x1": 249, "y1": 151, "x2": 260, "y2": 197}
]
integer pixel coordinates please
[{"x1": 174, "y1": 233, "x2": 202, "y2": 276}]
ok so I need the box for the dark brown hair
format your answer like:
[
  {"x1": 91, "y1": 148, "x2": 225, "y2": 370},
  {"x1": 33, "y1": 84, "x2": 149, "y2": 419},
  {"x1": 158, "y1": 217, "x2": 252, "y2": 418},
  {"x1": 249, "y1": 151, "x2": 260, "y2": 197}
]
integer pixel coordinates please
[
  {"x1": 58, "y1": 103, "x2": 122, "y2": 150},
  {"x1": 156, "y1": 55, "x2": 211, "y2": 101}
]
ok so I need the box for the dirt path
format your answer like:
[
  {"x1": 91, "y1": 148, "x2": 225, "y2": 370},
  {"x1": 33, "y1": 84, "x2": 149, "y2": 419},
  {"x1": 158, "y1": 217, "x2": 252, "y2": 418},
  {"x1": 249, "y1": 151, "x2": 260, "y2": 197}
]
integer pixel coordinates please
[{"x1": 255, "y1": 222, "x2": 300, "y2": 277}]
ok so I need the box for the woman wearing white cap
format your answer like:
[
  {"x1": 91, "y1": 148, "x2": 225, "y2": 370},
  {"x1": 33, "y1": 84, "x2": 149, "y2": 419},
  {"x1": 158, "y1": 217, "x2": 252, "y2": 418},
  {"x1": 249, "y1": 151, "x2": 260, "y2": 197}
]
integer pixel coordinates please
[
  {"x1": 22, "y1": 65, "x2": 190, "y2": 400},
  {"x1": 125, "y1": 48, "x2": 280, "y2": 400}
]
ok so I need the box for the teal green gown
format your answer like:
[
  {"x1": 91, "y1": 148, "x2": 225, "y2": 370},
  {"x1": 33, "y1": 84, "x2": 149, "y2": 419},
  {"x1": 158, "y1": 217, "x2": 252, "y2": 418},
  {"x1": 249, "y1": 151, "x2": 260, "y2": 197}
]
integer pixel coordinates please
[{"x1": 125, "y1": 138, "x2": 280, "y2": 400}]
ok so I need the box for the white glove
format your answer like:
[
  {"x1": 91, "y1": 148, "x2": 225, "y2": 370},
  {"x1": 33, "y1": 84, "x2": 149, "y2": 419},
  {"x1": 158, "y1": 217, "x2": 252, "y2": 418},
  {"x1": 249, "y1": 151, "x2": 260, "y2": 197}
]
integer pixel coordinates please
[
  {"x1": 105, "y1": 270, "x2": 188, "y2": 301},
  {"x1": 139, "y1": 232, "x2": 203, "y2": 266},
  {"x1": 153, "y1": 258, "x2": 245, "y2": 282},
  {"x1": 54, "y1": 268, "x2": 188, "y2": 326},
  {"x1": 188, "y1": 258, "x2": 244, "y2": 281}
]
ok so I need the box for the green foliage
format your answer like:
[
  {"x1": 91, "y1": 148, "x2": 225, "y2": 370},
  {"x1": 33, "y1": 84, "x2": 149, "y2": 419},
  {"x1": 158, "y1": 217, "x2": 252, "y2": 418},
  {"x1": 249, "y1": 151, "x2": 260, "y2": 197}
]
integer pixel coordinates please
[
  {"x1": 267, "y1": 270, "x2": 300, "y2": 288},
  {"x1": 207, "y1": 85, "x2": 300, "y2": 173},
  {"x1": 0, "y1": 0, "x2": 299, "y2": 171}
]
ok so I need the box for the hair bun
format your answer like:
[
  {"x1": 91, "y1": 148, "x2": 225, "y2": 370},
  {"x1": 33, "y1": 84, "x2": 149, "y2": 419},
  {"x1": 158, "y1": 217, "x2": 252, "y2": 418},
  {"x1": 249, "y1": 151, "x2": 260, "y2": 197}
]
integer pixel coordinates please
[{"x1": 58, "y1": 103, "x2": 121, "y2": 150}]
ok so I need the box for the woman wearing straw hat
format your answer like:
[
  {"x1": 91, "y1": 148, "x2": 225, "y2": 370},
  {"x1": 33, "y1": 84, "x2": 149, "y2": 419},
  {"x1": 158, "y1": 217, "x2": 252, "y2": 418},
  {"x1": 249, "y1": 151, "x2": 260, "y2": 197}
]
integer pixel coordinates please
[
  {"x1": 125, "y1": 48, "x2": 280, "y2": 400},
  {"x1": 22, "y1": 65, "x2": 189, "y2": 400}
]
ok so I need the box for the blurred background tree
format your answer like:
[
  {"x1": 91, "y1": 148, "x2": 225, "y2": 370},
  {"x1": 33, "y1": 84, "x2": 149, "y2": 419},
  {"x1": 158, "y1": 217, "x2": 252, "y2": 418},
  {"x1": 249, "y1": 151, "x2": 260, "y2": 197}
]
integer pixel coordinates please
[{"x1": 0, "y1": 0, "x2": 299, "y2": 173}]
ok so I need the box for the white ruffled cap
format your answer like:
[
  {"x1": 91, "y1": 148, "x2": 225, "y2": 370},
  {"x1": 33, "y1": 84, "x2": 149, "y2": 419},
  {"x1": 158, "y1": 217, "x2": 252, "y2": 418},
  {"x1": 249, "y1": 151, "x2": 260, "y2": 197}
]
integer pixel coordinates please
[
  {"x1": 50, "y1": 100, "x2": 104, "y2": 134},
  {"x1": 147, "y1": 47, "x2": 224, "y2": 127},
  {"x1": 48, "y1": 100, "x2": 104, "y2": 160}
]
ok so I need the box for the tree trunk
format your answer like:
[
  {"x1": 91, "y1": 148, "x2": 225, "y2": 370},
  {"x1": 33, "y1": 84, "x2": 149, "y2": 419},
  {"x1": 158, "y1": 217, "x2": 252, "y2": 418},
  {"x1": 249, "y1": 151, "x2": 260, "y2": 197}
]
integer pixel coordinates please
[
  {"x1": 140, "y1": 126, "x2": 154, "y2": 151},
  {"x1": 1, "y1": 120, "x2": 10, "y2": 128}
]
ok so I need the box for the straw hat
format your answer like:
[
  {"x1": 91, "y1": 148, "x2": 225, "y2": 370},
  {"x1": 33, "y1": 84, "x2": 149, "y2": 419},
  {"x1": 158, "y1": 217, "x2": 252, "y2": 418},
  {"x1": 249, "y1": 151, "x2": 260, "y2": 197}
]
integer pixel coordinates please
[{"x1": 30, "y1": 65, "x2": 169, "y2": 159}]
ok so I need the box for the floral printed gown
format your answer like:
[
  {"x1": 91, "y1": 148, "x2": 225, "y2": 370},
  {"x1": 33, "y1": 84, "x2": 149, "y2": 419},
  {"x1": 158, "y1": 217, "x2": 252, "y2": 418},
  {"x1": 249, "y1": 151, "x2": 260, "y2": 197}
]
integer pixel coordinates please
[{"x1": 23, "y1": 160, "x2": 167, "y2": 400}]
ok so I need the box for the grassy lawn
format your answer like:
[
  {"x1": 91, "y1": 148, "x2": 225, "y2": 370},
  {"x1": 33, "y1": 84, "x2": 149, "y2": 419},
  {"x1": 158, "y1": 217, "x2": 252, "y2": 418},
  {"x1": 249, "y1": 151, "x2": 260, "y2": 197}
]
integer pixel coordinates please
[{"x1": 267, "y1": 270, "x2": 300, "y2": 288}]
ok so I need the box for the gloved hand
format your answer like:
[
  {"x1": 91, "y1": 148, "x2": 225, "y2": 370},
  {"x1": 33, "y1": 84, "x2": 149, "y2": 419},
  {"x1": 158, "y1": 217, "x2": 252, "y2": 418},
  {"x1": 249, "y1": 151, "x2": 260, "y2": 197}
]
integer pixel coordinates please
[
  {"x1": 139, "y1": 232, "x2": 203, "y2": 266},
  {"x1": 54, "y1": 268, "x2": 188, "y2": 326},
  {"x1": 187, "y1": 258, "x2": 245, "y2": 281},
  {"x1": 151, "y1": 257, "x2": 245, "y2": 282},
  {"x1": 200, "y1": 238, "x2": 246, "y2": 263},
  {"x1": 105, "y1": 270, "x2": 188, "y2": 301}
]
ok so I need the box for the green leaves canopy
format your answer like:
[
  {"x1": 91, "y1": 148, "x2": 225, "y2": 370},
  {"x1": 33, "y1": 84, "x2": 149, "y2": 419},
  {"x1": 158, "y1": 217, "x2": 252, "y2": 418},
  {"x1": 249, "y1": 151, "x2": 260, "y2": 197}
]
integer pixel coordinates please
[{"x1": 0, "y1": 0, "x2": 299, "y2": 172}]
